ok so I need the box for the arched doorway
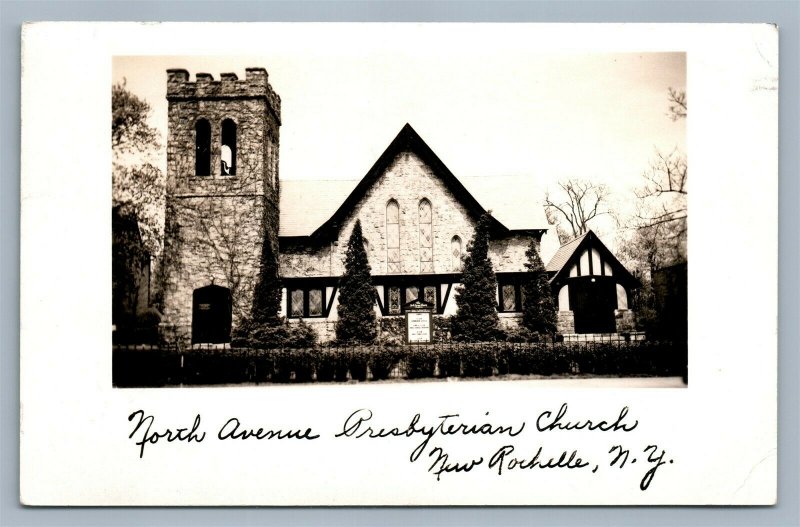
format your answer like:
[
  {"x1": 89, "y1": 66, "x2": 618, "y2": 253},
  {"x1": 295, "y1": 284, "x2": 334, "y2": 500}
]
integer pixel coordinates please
[
  {"x1": 568, "y1": 276, "x2": 617, "y2": 334},
  {"x1": 192, "y1": 285, "x2": 232, "y2": 343}
]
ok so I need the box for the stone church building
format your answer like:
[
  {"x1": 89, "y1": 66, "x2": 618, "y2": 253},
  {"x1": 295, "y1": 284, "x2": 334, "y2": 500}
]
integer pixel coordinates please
[{"x1": 158, "y1": 67, "x2": 638, "y2": 345}]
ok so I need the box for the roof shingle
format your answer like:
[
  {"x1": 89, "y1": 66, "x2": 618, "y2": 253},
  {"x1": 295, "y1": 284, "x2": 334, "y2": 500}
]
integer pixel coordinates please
[{"x1": 544, "y1": 231, "x2": 589, "y2": 272}]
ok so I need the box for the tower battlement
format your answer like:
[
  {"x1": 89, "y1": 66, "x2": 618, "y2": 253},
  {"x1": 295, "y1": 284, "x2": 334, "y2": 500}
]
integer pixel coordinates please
[{"x1": 166, "y1": 67, "x2": 281, "y2": 123}]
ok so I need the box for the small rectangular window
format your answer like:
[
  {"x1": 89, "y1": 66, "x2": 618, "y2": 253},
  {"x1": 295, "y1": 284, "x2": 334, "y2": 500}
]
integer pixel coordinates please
[
  {"x1": 290, "y1": 289, "x2": 304, "y2": 317},
  {"x1": 502, "y1": 284, "x2": 517, "y2": 312},
  {"x1": 308, "y1": 289, "x2": 323, "y2": 316},
  {"x1": 388, "y1": 287, "x2": 401, "y2": 315},
  {"x1": 288, "y1": 287, "x2": 326, "y2": 318}
]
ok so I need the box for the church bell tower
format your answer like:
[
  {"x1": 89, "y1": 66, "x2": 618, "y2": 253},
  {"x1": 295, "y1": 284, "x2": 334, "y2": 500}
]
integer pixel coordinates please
[{"x1": 159, "y1": 67, "x2": 281, "y2": 345}]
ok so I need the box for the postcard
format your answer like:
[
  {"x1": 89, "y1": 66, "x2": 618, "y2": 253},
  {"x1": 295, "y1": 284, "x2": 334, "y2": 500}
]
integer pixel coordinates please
[{"x1": 20, "y1": 22, "x2": 777, "y2": 505}]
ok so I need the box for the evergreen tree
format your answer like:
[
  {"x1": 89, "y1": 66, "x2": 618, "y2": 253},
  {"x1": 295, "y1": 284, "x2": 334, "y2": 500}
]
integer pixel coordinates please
[
  {"x1": 520, "y1": 237, "x2": 557, "y2": 335},
  {"x1": 452, "y1": 212, "x2": 501, "y2": 341},
  {"x1": 250, "y1": 228, "x2": 282, "y2": 327},
  {"x1": 336, "y1": 220, "x2": 377, "y2": 343}
]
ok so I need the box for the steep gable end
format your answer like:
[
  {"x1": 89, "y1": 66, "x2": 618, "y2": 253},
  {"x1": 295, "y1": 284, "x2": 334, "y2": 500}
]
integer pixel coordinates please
[
  {"x1": 546, "y1": 230, "x2": 639, "y2": 288},
  {"x1": 309, "y1": 123, "x2": 508, "y2": 241}
]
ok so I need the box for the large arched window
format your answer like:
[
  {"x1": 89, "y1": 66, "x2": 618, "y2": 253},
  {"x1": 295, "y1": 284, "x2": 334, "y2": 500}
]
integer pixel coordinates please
[
  {"x1": 195, "y1": 119, "x2": 211, "y2": 176},
  {"x1": 419, "y1": 199, "x2": 433, "y2": 273},
  {"x1": 221, "y1": 119, "x2": 237, "y2": 175},
  {"x1": 451, "y1": 235, "x2": 462, "y2": 271},
  {"x1": 386, "y1": 199, "x2": 400, "y2": 273}
]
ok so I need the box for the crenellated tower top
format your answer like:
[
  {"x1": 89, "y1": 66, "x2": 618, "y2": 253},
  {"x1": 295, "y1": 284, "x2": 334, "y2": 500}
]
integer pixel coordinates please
[{"x1": 166, "y1": 68, "x2": 281, "y2": 124}]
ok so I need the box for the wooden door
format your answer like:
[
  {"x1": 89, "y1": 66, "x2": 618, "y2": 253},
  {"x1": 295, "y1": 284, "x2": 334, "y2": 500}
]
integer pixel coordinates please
[
  {"x1": 568, "y1": 277, "x2": 617, "y2": 334},
  {"x1": 192, "y1": 285, "x2": 232, "y2": 343}
]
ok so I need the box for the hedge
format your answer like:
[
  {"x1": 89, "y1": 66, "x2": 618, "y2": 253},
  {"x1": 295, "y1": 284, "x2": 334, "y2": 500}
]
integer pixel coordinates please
[{"x1": 112, "y1": 341, "x2": 687, "y2": 387}]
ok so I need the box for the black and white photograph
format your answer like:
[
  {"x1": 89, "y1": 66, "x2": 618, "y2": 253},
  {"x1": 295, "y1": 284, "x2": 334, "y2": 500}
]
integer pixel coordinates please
[
  {"x1": 112, "y1": 52, "x2": 688, "y2": 387},
  {"x1": 20, "y1": 22, "x2": 778, "y2": 506}
]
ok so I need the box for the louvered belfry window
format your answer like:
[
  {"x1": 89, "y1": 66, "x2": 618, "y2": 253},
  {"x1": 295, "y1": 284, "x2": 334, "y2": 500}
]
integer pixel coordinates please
[
  {"x1": 386, "y1": 200, "x2": 400, "y2": 273},
  {"x1": 419, "y1": 199, "x2": 433, "y2": 273}
]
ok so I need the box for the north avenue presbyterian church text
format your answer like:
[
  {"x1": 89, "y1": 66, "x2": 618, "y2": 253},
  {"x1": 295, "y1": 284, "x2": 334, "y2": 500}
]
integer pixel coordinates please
[{"x1": 158, "y1": 67, "x2": 639, "y2": 345}]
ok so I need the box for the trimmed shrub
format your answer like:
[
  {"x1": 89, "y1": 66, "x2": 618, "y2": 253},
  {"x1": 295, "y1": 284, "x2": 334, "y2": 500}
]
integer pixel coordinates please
[
  {"x1": 369, "y1": 347, "x2": 402, "y2": 380},
  {"x1": 451, "y1": 213, "x2": 501, "y2": 342},
  {"x1": 273, "y1": 348, "x2": 314, "y2": 382},
  {"x1": 249, "y1": 322, "x2": 289, "y2": 349},
  {"x1": 406, "y1": 346, "x2": 436, "y2": 379},
  {"x1": 234, "y1": 318, "x2": 318, "y2": 350},
  {"x1": 461, "y1": 343, "x2": 497, "y2": 377},
  {"x1": 285, "y1": 320, "x2": 318, "y2": 349},
  {"x1": 520, "y1": 237, "x2": 557, "y2": 335},
  {"x1": 314, "y1": 349, "x2": 337, "y2": 382},
  {"x1": 336, "y1": 220, "x2": 377, "y2": 344},
  {"x1": 349, "y1": 347, "x2": 369, "y2": 382},
  {"x1": 114, "y1": 338, "x2": 688, "y2": 386},
  {"x1": 437, "y1": 344, "x2": 461, "y2": 377}
]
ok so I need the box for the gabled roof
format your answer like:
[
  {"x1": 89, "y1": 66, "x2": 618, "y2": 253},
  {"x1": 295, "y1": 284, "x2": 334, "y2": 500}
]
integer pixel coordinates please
[
  {"x1": 545, "y1": 230, "x2": 639, "y2": 288},
  {"x1": 279, "y1": 179, "x2": 358, "y2": 238},
  {"x1": 544, "y1": 231, "x2": 589, "y2": 273},
  {"x1": 306, "y1": 123, "x2": 512, "y2": 241},
  {"x1": 278, "y1": 175, "x2": 552, "y2": 238}
]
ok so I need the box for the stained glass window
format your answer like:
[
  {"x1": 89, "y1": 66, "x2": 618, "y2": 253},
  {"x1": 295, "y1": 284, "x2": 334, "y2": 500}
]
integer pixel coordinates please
[
  {"x1": 451, "y1": 236, "x2": 462, "y2": 271},
  {"x1": 387, "y1": 200, "x2": 400, "y2": 273},
  {"x1": 419, "y1": 199, "x2": 433, "y2": 273},
  {"x1": 502, "y1": 285, "x2": 517, "y2": 312},
  {"x1": 308, "y1": 289, "x2": 322, "y2": 316},
  {"x1": 388, "y1": 286, "x2": 401, "y2": 315},
  {"x1": 290, "y1": 289, "x2": 304, "y2": 317}
]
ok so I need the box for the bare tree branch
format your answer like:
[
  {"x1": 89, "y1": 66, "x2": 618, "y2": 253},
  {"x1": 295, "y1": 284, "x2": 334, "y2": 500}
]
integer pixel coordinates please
[
  {"x1": 667, "y1": 87, "x2": 687, "y2": 121},
  {"x1": 545, "y1": 179, "x2": 609, "y2": 243}
]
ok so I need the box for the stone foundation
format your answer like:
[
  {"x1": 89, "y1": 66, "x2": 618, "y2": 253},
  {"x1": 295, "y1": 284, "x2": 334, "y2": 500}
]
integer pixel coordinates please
[
  {"x1": 557, "y1": 310, "x2": 575, "y2": 334},
  {"x1": 498, "y1": 312, "x2": 522, "y2": 330}
]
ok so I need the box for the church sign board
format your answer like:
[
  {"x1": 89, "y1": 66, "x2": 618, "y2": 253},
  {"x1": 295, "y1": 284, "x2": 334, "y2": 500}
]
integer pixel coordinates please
[{"x1": 404, "y1": 300, "x2": 433, "y2": 344}]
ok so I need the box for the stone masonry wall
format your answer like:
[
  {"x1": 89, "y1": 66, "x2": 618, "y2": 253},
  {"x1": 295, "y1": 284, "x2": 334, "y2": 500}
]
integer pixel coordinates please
[
  {"x1": 161, "y1": 68, "x2": 280, "y2": 344},
  {"x1": 160, "y1": 195, "x2": 265, "y2": 340},
  {"x1": 280, "y1": 150, "x2": 533, "y2": 277}
]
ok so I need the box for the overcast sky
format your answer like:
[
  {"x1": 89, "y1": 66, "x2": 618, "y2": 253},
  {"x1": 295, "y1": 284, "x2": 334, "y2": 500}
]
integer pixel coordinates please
[{"x1": 114, "y1": 51, "x2": 685, "y2": 244}]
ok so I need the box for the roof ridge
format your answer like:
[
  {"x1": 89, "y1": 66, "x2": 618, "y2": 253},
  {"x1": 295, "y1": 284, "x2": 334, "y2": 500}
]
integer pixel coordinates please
[
  {"x1": 557, "y1": 230, "x2": 590, "y2": 249},
  {"x1": 307, "y1": 123, "x2": 509, "y2": 240}
]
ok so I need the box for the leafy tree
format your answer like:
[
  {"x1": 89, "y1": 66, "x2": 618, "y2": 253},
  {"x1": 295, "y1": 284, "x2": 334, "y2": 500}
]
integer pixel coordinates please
[
  {"x1": 112, "y1": 80, "x2": 160, "y2": 152},
  {"x1": 520, "y1": 237, "x2": 557, "y2": 335},
  {"x1": 451, "y1": 212, "x2": 501, "y2": 341},
  {"x1": 112, "y1": 81, "x2": 164, "y2": 326},
  {"x1": 545, "y1": 179, "x2": 609, "y2": 244},
  {"x1": 335, "y1": 220, "x2": 377, "y2": 343},
  {"x1": 112, "y1": 80, "x2": 164, "y2": 256}
]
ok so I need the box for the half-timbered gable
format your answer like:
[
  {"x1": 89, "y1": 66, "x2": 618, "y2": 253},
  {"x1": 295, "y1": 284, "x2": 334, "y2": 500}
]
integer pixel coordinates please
[{"x1": 546, "y1": 230, "x2": 640, "y2": 335}]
